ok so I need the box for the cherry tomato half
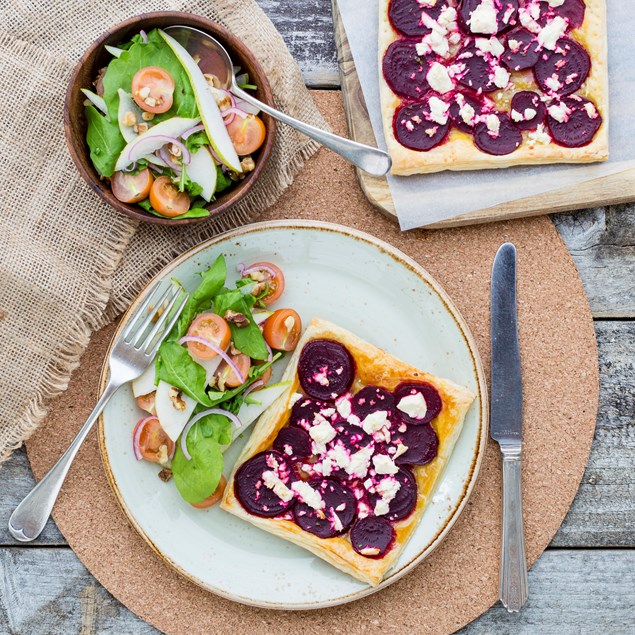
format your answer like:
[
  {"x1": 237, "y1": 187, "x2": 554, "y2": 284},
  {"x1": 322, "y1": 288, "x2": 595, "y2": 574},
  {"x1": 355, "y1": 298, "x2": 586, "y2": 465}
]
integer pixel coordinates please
[
  {"x1": 132, "y1": 66, "x2": 175, "y2": 114},
  {"x1": 226, "y1": 114, "x2": 266, "y2": 155},
  {"x1": 263, "y1": 309, "x2": 302, "y2": 351},
  {"x1": 191, "y1": 475, "x2": 227, "y2": 509},
  {"x1": 186, "y1": 313, "x2": 231, "y2": 360},
  {"x1": 149, "y1": 176, "x2": 190, "y2": 217},
  {"x1": 111, "y1": 168, "x2": 154, "y2": 204},
  {"x1": 245, "y1": 262, "x2": 285, "y2": 305},
  {"x1": 217, "y1": 353, "x2": 251, "y2": 388},
  {"x1": 135, "y1": 416, "x2": 175, "y2": 463},
  {"x1": 136, "y1": 391, "x2": 156, "y2": 415}
]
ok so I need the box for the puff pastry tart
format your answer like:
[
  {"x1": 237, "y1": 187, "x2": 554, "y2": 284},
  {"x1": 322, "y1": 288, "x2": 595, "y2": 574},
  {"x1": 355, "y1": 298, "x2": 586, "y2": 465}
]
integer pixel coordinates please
[
  {"x1": 379, "y1": 0, "x2": 608, "y2": 175},
  {"x1": 221, "y1": 318, "x2": 475, "y2": 586}
]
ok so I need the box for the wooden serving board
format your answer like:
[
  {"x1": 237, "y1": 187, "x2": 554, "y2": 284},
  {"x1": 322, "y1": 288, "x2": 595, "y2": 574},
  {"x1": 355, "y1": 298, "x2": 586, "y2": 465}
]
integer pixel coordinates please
[{"x1": 331, "y1": 0, "x2": 635, "y2": 228}]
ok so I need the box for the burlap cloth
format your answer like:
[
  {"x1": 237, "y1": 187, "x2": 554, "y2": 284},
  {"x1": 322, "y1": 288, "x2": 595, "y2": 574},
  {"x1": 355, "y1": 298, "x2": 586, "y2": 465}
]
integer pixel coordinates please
[{"x1": 0, "y1": 0, "x2": 327, "y2": 462}]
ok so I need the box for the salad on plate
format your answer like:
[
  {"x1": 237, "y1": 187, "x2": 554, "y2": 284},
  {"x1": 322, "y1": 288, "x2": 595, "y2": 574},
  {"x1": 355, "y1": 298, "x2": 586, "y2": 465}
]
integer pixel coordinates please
[
  {"x1": 82, "y1": 28, "x2": 267, "y2": 218},
  {"x1": 131, "y1": 256, "x2": 302, "y2": 508}
]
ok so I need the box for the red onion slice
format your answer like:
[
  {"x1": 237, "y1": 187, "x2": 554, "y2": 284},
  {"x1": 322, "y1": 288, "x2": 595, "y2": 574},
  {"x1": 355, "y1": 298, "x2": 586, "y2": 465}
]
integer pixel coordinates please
[
  {"x1": 243, "y1": 379, "x2": 265, "y2": 399},
  {"x1": 181, "y1": 124, "x2": 206, "y2": 139},
  {"x1": 180, "y1": 408, "x2": 242, "y2": 460},
  {"x1": 132, "y1": 416, "x2": 157, "y2": 461},
  {"x1": 127, "y1": 134, "x2": 191, "y2": 165},
  {"x1": 265, "y1": 342, "x2": 273, "y2": 363},
  {"x1": 178, "y1": 335, "x2": 246, "y2": 384},
  {"x1": 238, "y1": 263, "x2": 277, "y2": 278},
  {"x1": 223, "y1": 107, "x2": 249, "y2": 120},
  {"x1": 139, "y1": 30, "x2": 148, "y2": 43},
  {"x1": 158, "y1": 146, "x2": 182, "y2": 172}
]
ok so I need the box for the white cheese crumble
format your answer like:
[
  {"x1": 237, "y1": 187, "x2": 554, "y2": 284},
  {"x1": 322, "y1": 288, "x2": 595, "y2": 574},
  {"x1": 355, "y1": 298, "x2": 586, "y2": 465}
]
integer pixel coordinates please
[
  {"x1": 545, "y1": 74, "x2": 562, "y2": 92},
  {"x1": 548, "y1": 102, "x2": 571, "y2": 123},
  {"x1": 361, "y1": 410, "x2": 390, "y2": 435},
  {"x1": 335, "y1": 395, "x2": 352, "y2": 418},
  {"x1": 468, "y1": 0, "x2": 498, "y2": 35},
  {"x1": 428, "y1": 96, "x2": 450, "y2": 125},
  {"x1": 486, "y1": 114, "x2": 501, "y2": 135},
  {"x1": 544, "y1": 0, "x2": 565, "y2": 7},
  {"x1": 262, "y1": 471, "x2": 293, "y2": 502},
  {"x1": 397, "y1": 393, "x2": 428, "y2": 419},
  {"x1": 475, "y1": 37, "x2": 504, "y2": 57},
  {"x1": 525, "y1": 108, "x2": 537, "y2": 120},
  {"x1": 309, "y1": 419, "x2": 336, "y2": 445},
  {"x1": 373, "y1": 477, "x2": 402, "y2": 517},
  {"x1": 584, "y1": 102, "x2": 598, "y2": 119},
  {"x1": 291, "y1": 481, "x2": 324, "y2": 510},
  {"x1": 289, "y1": 392, "x2": 304, "y2": 407},
  {"x1": 528, "y1": 124, "x2": 552, "y2": 146},
  {"x1": 493, "y1": 66, "x2": 511, "y2": 88},
  {"x1": 393, "y1": 442, "x2": 409, "y2": 460},
  {"x1": 427, "y1": 61, "x2": 454, "y2": 94},
  {"x1": 346, "y1": 445, "x2": 374, "y2": 479},
  {"x1": 459, "y1": 100, "x2": 476, "y2": 126},
  {"x1": 511, "y1": 108, "x2": 524, "y2": 122},
  {"x1": 373, "y1": 454, "x2": 399, "y2": 475},
  {"x1": 537, "y1": 16, "x2": 568, "y2": 51}
]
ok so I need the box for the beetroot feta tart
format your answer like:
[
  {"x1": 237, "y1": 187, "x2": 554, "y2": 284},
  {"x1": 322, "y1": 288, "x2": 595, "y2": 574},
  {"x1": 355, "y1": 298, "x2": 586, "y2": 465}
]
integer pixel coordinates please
[
  {"x1": 379, "y1": 0, "x2": 608, "y2": 175},
  {"x1": 221, "y1": 318, "x2": 475, "y2": 586}
]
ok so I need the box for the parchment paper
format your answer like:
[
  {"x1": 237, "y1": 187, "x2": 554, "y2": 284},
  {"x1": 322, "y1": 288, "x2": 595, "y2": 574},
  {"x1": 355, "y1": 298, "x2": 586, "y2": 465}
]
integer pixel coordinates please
[{"x1": 338, "y1": 0, "x2": 634, "y2": 229}]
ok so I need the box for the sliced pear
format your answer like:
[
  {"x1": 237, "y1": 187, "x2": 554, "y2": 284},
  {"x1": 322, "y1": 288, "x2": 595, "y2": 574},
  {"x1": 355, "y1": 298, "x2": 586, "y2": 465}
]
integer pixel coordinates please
[
  {"x1": 186, "y1": 146, "x2": 217, "y2": 202},
  {"x1": 155, "y1": 380, "x2": 197, "y2": 442},
  {"x1": 159, "y1": 30, "x2": 242, "y2": 173},
  {"x1": 105, "y1": 44, "x2": 124, "y2": 58},
  {"x1": 114, "y1": 116, "x2": 200, "y2": 171},
  {"x1": 81, "y1": 89, "x2": 109, "y2": 118},
  {"x1": 117, "y1": 89, "x2": 145, "y2": 143},
  {"x1": 193, "y1": 354, "x2": 223, "y2": 386},
  {"x1": 132, "y1": 364, "x2": 157, "y2": 398},
  {"x1": 252, "y1": 311, "x2": 273, "y2": 325}
]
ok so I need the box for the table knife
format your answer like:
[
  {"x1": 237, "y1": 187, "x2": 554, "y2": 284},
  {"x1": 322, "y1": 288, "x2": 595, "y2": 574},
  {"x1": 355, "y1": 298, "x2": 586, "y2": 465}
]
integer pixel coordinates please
[{"x1": 490, "y1": 242, "x2": 528, "y2": 612}]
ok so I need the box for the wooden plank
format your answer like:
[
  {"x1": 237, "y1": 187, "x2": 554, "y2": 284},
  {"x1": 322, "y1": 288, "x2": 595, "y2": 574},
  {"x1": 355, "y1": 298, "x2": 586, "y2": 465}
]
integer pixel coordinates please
[
  {"x1": 552, "y1": 207, "x2": 635, "y2": 319},
  {"x1": 330, "y1": 0, "x2": 635, "y2": 229},
  {"x1": 258, "y1": 0, "x2": 339, "y2": 87},
  {"x1": 0, "y1": 547, "x2": 632, "y2": 634}
]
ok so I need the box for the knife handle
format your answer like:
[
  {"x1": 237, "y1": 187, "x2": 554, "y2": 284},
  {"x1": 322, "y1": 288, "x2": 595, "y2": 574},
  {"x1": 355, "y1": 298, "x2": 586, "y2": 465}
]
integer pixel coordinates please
[{"x1": 499, "y1": 445, "x2": 529, "y2": 612}]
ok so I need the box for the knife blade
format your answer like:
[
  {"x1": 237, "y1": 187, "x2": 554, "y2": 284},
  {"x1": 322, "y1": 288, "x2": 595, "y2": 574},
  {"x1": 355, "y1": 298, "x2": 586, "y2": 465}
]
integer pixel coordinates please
[
  {"x1": 490, "y1": 242, "x2": 528, "y2": 613},
  {"x1": 490, "y1": 242, "x2": 523, "y2": 444}
]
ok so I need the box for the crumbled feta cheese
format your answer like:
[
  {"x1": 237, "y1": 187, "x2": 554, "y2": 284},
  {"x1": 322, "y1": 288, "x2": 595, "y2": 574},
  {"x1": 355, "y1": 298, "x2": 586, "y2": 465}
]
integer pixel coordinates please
[
  {"x1": 548, "y1": 102, "x2": 571, "y2": 123},
  {"x1": 416, "y1": 41, "x2": 432, "y2": 56},
  {"x1": 507, "y1": 38, "x2": 521, "y2": 53},
  {"x1": 459, "y1": 102, "x2": 476, "y2": 126},
  {"x1": 524, "y1": 108, "x2": 537, "y2": 120},
  {"x1": 486, "y1": 114, "x2": 501, "y2": 135},
  {"x1": 438, "y1": 6, "x2": 458, "y2": 29},
  {"x1": 511, "y1": 109, "x2": 524, "y2": 122},
  {"x1": 289, "y1": 392, "x2": 304, "y2": 407},
  {"x1": 545, "y1": 0, "x2": 565, "y2": 7},
  {"x1": 475, "y1": 37, "x2": 504, "y2": 57},
  {"x1": 361, "y1": 410, "x2": 390, "y2": 435},
  {"x1": 373, "y1": 454, "x2": 399, "y2": 475},
  {"x1": 519, "y1": 7, "x2": 541, "y2": 34},
  {"x1": 545, "y1": 74, "x2": 562, "y2": 92},
  {"x1": 493, "y1": 66, "x2": 510, "y2": 88},
  {"x1": 335, "y1": 395, "x2": 352, "y2": 418},
  {"x1": 330, "y1": 511, "x2": 343, "y2": 532},
  {"x1": 468, "y1": 0, "x2": 498, "y2": 35},
  {"x1": 373, "y1": 477, "x2": 402, "y2": 517},
  {"x1": 309, "y1": 420, "x2": 337, "y2": 445},
  {"x1": 428, "y1": 96, "x2": 450, "y2": 125},
  {"x1": 427, "y1": 62, "x2": 454, "y2": 94},
  {"x1": 397, "y1": 393, "x2": 428, "y2": 419},
  {"x1": 313, "y1": 369, "x2": 329, "y2": 386},
  {"x1": 393, "y1": 443, "x2": 409, "y2": 459},
  {"x1": 328, "y1": 443, "x2": 351, "y2": 469},
  {"x1": 262, "y1": 471, "x2": 293, "y2": 502},
  {"x1": 528, "y1": 124, "x2": 552, "y2": 146},
  {"x1": 291, "y1": 481, "x2": 324, "y2": 510},
  {"x1": 346, "y1": 445, "x2": 374, "y2": 478},
  {"x1": 584, "y1": 102, "x2": 599, "y2": 119},
  {"x1": 538, "y1": 16, "x2": 568, "y2": 51}
]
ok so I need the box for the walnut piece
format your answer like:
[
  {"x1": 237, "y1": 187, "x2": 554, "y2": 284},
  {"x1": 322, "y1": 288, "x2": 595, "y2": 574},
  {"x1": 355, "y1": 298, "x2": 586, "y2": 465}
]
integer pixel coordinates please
[
  {"x1": 168, "y1": 387, "x2": 187, "y2": 411},
  {"x1": 224, "y1": 309, "x2": 250, "y2": 328},
  {"x1": 158, "y1": 468, "x2": 173, "y2": 482}
]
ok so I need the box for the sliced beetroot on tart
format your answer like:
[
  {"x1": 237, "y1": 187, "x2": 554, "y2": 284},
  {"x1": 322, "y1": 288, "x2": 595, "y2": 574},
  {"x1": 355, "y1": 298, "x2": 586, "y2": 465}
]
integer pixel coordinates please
[
  {"x1": 393, "y1": 100, "x2": 451, "y2": 152},
  {"x1": 510, "y1": 90, "x2": 546, "y2": 130},
  {"x1": 501, "y1": 27, "x2": 540, "y2": 71},
  {"x1": 392, "y1": 422, "x2": 439, "y2": 466},
  {"x1": 458, "y1": 0, "x2": 519, "y2": 36},
  {"x1": 534, "y1": 37, "x2": 590, "y2": 96},
  {"x1": 290, "y1": 396, "x2": 332, "y2": 431},
  {"x1": 293, "y1": 478, "x2": 357, "y2": 538},
  {"x1": 382, "y1": 40, "x2": 433, "y2": 100},
  {"x1": 536, "y1": 0, "x2": 586, "y2": 30},
  {"x1": 351, "y1": 386, "x2": 395, "y2": 420},
  {"x1": 474, "y1": 113, "x2": 522, "y2": 155},
  {"x1": 455, "y1": 43, "x2": 499, "y2": 93},
  {"x1": 546, "y1": 95, "x2": 602, "y2": 148},
  {"x1": 235, "y1": 451, "x2": 295, "y2": 518},
  {"x1": 274, "y1": 427, "x2": 313, "y2": 461},
  {"x1": 394, "y1": 381, "x2": 443, "y2": 425},
  {"x1": 298, "y1": 339, "x2": 355, "y2": 400},
  {"x1": 367, "y1": 468, "x2": 417, "y2": 521},
  {"x1": 388, "y1": 0, "x2": 450, "y2": 38},
  {"x1": 350, "y1": 517, "x2": 396, "y2": 559},
  {"x1": 449, "y1": 92, "x2": 486, "y2": 133}
]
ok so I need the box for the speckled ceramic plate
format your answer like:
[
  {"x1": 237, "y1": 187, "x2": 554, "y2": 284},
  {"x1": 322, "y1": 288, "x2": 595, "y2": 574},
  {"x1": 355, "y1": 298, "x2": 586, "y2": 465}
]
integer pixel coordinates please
[{"x1": 98, "y1": 220, "x2": 488, "y2": 610}]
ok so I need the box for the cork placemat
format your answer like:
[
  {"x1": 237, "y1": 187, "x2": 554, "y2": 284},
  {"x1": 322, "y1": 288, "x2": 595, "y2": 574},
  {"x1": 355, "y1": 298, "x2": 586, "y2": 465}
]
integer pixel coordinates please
[{"x1": 26, "y1": 92, "x2": 599, "y2": 635}]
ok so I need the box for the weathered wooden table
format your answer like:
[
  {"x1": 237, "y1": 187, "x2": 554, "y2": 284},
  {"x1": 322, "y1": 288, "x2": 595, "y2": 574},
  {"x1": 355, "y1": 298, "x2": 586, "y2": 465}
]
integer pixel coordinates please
[{"x1": 1, "y1": 3, "x2": 633, "y2": 633}]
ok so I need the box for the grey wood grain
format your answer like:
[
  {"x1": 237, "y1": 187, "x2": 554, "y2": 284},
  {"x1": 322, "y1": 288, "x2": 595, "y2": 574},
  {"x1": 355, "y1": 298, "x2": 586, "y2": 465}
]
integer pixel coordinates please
[{"x1": 0, "y1": 548, "x2": 632, "y2": 635}]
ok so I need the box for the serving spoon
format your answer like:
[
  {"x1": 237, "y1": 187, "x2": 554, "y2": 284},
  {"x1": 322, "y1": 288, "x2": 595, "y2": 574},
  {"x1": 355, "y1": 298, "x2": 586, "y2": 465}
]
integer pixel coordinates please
[{"x1": 165, "y1": 26, "x2": 392, "y2": 176}]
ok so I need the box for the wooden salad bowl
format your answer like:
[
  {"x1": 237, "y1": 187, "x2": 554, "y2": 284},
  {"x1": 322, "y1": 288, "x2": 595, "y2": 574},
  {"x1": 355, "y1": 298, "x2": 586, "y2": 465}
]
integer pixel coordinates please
[{"x1": 64, "y1": 12, "x2": 276, "y2": 225}]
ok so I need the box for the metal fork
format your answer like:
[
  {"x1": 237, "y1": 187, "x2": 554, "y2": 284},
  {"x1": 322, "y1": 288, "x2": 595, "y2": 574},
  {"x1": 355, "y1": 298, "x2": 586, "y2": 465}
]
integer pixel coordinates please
[{"x1": 8, "y1": 282, "x2": 189, "y2": 542}]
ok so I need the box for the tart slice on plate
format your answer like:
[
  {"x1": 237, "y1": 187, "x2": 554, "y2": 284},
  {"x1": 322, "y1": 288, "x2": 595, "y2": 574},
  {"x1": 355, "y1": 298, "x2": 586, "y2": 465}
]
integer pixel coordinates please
[
  {"x1": 379, "y1": 0, "x2": 609, "y2": 175},
  {"x1": 221, "y1": 318, "x2": 475, "y2": 586}
]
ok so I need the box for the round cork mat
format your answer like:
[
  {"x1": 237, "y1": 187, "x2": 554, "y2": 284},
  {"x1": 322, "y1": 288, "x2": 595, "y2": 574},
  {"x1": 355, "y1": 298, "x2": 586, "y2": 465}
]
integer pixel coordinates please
[{"x1": 27, "y1": 92, "x2": 599, "y2": 634}]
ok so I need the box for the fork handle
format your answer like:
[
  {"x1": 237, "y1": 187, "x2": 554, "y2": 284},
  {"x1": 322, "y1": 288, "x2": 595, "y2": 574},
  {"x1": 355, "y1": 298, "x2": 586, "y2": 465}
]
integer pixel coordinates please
[
  {"x1": 8, "y1": 380, "x2": 121, "y2": 542},
  {"x1": 499, "y1": 444, "x2": 529, "y2": 612}
]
